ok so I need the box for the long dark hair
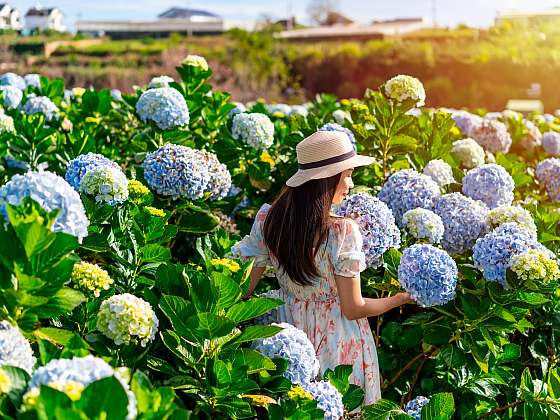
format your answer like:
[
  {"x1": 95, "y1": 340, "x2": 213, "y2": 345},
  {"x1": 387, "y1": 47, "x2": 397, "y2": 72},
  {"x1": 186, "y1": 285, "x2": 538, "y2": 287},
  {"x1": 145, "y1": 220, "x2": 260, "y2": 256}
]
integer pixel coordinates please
[{"x1": 262, "y1": 173, "x2": 341, "y2": 286}]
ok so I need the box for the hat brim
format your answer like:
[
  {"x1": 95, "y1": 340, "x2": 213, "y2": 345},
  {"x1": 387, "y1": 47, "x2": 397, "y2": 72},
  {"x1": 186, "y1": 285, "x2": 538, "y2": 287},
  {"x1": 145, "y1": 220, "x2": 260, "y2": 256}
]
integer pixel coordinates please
[{"x1": 286, "y1": 154, "x2": 375, "y2": 187}]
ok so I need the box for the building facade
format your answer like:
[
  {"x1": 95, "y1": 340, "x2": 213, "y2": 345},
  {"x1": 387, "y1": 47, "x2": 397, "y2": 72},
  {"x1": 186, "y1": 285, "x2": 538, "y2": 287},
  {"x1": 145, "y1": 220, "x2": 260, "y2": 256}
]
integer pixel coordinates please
[
  {"x1": 25, "y1": 7, "x2": 65, "y2": 32},
  {"x1": 0, "y1": 3, "x2": 23, "y2": 31}
]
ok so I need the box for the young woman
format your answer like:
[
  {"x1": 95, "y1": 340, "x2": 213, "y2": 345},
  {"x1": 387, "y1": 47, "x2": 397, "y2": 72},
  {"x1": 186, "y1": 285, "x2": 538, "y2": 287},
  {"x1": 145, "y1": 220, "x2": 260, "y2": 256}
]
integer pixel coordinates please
[{"x1": 232, "y1": 130, "x2": 411, "y2": 405}]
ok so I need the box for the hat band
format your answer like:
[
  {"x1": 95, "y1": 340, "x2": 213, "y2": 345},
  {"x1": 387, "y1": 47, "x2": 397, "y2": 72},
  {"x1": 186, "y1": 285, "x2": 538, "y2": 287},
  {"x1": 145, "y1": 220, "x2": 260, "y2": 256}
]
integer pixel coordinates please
[{"x1": 298, "y1": 150, "x2": 356, "y2": 170}]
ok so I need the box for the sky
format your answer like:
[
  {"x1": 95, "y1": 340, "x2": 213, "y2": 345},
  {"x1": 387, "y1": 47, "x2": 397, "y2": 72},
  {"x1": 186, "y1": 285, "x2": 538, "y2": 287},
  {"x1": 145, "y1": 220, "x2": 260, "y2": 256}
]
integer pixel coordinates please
[{"x1": 8, "y1": 0, "x2": 560, "y2": 30}]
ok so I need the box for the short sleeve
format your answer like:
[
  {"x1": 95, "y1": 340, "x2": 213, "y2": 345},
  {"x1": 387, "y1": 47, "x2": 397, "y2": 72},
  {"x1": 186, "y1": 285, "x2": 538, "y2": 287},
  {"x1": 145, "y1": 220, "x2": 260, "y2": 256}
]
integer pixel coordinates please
[
  {"x1": 230, "y1": 204, "x2": 271, "y2": 267},
  {"x1": 331, "y1": 219, "x2": 367, "y2": 277}
]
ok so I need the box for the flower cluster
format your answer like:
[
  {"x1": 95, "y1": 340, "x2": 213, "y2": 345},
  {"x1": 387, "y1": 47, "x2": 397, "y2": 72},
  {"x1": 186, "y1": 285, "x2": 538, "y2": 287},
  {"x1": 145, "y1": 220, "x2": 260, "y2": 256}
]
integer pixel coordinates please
[
  {"x1": 0, "y1": 85, "x2": 22, "y2": 109},
  {"x1": 0, "y1": 72, "x2": 26, "y2": 90},
  {"x1": 450, "y1": 138, "x2": 485, "y2": 168},
  {"x1": 127, "y1": 179, "x2": 153, "y2": 205},
  {"x1": 211, "y1": 258, "x2": 240, "y2": 272},
  {"x1": 136, "y1": 87, "x2": 190, "y2": 130},
  {"x1": 97, "y1": 293, "x2": 159, "y2": 347},
  {"x1": 332, "y1": 109, "x2": 348, "y2": 125},
  {"x1": 266, "y1": 103, "x2": 292, "y2": 116},
  {"x1": 252, "y1": 322, "x2": 319, "y2": 384},
  {"x1": 71, "y1": 261, "x2": 113, "y2": 297},
  {"x1": 289, "y1": 105, "x2": 309, "y2": 117},
  {"x1": 402, "y1": 208, "x2": 444, "y2": 244},
  {"x1": 111, "y1": 89, "x2": 122, "y2": 101},
  {"x1": 229, "y1": 102, "x2": 247, "y2": 117},
  {"x1": 144, "y1": 206, "x2": 166, "y2": 217},
  {"x1": 24, "y1": 74, "x2": 41, "y2": 89},
  {"x1": 519, "y1": 119, "x2": 542, "y2": 151},
  {"x1": 378, "y1": 169, "x2": 441, "y2": 226},
  {"x1": 254, "y1": 289, "x2": 284, "y2": 325},
  {"x1": 510, "y1": 250, "x2": 560, "y2": 283},
  {"x1": 148, "y1": 75, "x2": 175, "y2": 89},
  {"x1": 232, "y1": 113, "x2": 275, "y2": 150},
  {"x1": 287, "y1": 385, "x2": 314, "y2": 401},
  {"x1": 65, "y1": 153, "x2": 121, "y2": 190},
  {"x1": 319, "y1": 122, "x2": 356, "y2": 149},
  {"x1": 0, "y1": 321, "x2": 36, "y2": 374},
  {"x1": 543, "y1": 131, "x2": 560, "y2": 156},
  {"x1": 301, "y1": 381, "x2": 344, "y2": 420},
  {"x1": 462, "y1": 164, "x2": 514, "y2": 209},
  {"x1": 0, "y1": 114, "x2": 14, "y2": 133},
  {"x1": 536, "y1": 158, "x2": 560, "y2": 201},
  {"x1": 196, "y1": 149, "x2": 232, "y2": 200},
  {"x1": 470, "y1": 119, "x2": 512, "y2": 154},
  {"x1": 80, "y1": 166, "x2": 129, "y2": 206},
  {"x1": 404, "y1": 396, "x2": 430, "y2": 420},
  {"x1": 398, "y1": 244, "x2": 457, "y2": 307},
  {"x1": 487, "y1": 205, "x2": 537, "y2": 238},
  {"x1": 336, "y1": 192, "x2": 401, "y2": 268},
  {"x1": 22, "y1": 96, "x2": 59, "y2": 121},
  {"x1": 451, "y1": 111, "x2": 483, "y2": 136},
  {"x1": 0, "y1": 171, "x2": 90, "y2": 242},
  {"x1": 434, "y1": 193, "x2": 489, "y2": 254},
  {"x1": 422, "y1": 159, "x2": 455, "y2": 187},
  {"x1": 384, "y1": 75, "x2": 426, "y2": 107},
  {"x1": 181, "y1": 54, "x2": 209, "y2": 71}
]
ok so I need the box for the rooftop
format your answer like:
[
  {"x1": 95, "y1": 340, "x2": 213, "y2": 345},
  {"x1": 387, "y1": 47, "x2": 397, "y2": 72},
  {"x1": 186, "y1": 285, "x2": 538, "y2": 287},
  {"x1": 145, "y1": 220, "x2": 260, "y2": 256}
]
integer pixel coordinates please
[
  {"x1": 158, "y1": 7, "x2": 220, "y2": 20},
  {"x1": 26, "y1": 7, "x2": 57, "y2": 17}
]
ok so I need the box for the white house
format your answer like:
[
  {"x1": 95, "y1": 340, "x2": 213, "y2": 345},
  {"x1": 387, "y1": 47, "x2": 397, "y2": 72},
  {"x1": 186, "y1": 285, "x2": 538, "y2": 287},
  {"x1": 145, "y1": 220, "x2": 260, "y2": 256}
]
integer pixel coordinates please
[
  {"x1": 0, "y1": 4, "x2": 23, "y2": 31},
  {"x1": 25, "y1": 6, "x2": 65, "y2": 32}
]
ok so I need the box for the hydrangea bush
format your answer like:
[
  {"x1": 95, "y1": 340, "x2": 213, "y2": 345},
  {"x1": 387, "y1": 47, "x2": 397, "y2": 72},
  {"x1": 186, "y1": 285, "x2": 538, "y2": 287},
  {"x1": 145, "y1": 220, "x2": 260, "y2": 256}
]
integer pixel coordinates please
[
  {"x1": 0, "y1": 72, "x2": 26, "y2": 90},
  {"x1": 384, "y1": 75, "x2": 426, "y2": 107},
  {"x1": 65, "y1": 153, "x2": 122, "y2": 190},
  {"x1": 22, "y1": 96, "x2": 60, "y2": 121},
  {"x1": 470, "y1": 119, "x2": 512, "y2": 154},
  {"x1": 0, "y1": 85, "x2": 23, "y2": 109},
  {"x1": 487, "y1": 205, "x2": 537, "y2": 238}
]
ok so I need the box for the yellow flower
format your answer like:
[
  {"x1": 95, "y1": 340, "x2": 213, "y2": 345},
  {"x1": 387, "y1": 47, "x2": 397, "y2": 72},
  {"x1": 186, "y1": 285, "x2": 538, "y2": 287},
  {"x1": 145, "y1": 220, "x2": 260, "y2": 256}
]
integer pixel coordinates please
[
  {"x1": 340, "y1": 99, "x2": 351, "y2": 106},
  {"x1": 511, "y1": 250, "x2": 560, "y2": 283},
  {"x1": 71, "y1": 261, "x2": 113, "y2": 297},
  {"x1": 72, "y1": 87, "x2": 86, "y2": 97},
  {"x1": 145, "y1": 206, "x2": 166, "y2": 217},
  {"x1": 0, "y1": 370, "x2": 11, "y2": 394},
  {"x1": 128, "y1": 179, "x2": 153, "y2": 205},
  {"x1": 259, "y1": 151, "x2": 275, "y2": 168},
  {"x1": 287, "y1": 386, "x2": 313, "y2": 401},
  {"x1": 22, "y1": 388, "x2": 40, "y2": 408},
  {"x1": 211, "y1": 258, "x2": 240, "y2": 273},
  {"x1": 48, "y1": 380, "x2": 85, "y2": 401},
  {"x1": 272, "y1": 111, "x2": 285, "y2": 119},
  {"x1": 242, "y1": 394, "x2": 277, "y2": 407}
]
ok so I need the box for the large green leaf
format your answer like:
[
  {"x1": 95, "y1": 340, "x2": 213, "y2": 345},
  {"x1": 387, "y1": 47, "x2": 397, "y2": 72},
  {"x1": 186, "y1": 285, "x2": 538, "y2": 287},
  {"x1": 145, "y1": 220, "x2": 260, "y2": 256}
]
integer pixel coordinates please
[
  {"x1": 184, "y1": 312, "x2": 235, "y2": 341},
  {"x1": 33, "y1": 327, "x2": 74, "y2": 346},
  {"x1": 222, "y1": 348, "x2": 276, "y2": 374},
  {"x1": 362, "y1": 399, "x2": 413, "y2": 419},
  {"x1": 159, "y1": 295, "x2": 196, "y2": 333},
  {"x1": 139, "y1": 244, "x2": 171, "y2": 263},
  {"x1": 548, "y1": 368, "x2": 560, "y2": 399},
  {"x1": 231, "y1": 325, "x2": 282, "y2": 344},
  {"x1": 420, "y1": 393, "x2": 455, "y2": 420},
  {"x1": 212, "y1": 272, "x2": 243, "y2": 310},
  {"x1": 439, "y1": 345, "x2": 466, "y2": 369},
  {"x1": 31, "y1": 287, "x2": 85, "y2": 318},
  {"x1": 74, "y1": 376, "x2": 129, "y2": 419},
  {"x1": 226, "y1": 297, "x2": 284, "y2": 323}
]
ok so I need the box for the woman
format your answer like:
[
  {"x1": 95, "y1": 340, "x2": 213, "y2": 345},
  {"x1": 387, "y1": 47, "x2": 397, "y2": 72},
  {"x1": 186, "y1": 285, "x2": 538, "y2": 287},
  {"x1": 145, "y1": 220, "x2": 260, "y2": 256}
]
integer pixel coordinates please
[{"x1": 232, "y1": 130, "x2": 411, "y2": 405}]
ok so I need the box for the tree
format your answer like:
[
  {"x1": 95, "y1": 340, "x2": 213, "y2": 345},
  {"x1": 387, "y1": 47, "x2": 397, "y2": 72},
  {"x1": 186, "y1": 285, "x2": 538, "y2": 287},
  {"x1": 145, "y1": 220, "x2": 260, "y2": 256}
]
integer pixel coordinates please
[{"x1": 306, "y1": 0, "x2": 340, "y2": 25}]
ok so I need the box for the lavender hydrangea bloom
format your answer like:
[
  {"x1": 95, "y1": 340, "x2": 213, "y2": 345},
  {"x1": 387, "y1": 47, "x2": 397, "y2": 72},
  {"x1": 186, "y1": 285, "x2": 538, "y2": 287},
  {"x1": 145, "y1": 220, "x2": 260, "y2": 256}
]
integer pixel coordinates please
[
  {"x1": 422, "y1": 159, "x2": 454, "y2": 187},
  {"x1": 252, "y1": 322, "x2": 320, "y2": 385},
  {"x1": 0, "y1": 321, "x2": 36, "y2": 374},
  {"x1": 65, "y1": 153, "x2": 121, "y2": 190},
  {"x1": 0, "y1": 72, "x2": 26, "y2": 90},
  {"x1": 24, "y1": 74, "x2": 41, "y2": 89},
  {"x1": 22, "y1": 96, "x2": 59, "y2": 121},
  {"x1": 470, "y1": 119, "x2": 512, "y2": 154},
  {"x1": 398, "y1": 244, "x2": 457, "y2": 307},
  {"x1": 536, "y1": 158, "x2": 560, "y2": 184},
  {"x1": 336, "y1": 192, "x2": 400, "y2": 268},
  {"x1": 519, "y1": 119, "x2": 542, "y2": 151},
  {"x1": 543, "y1": 132, "x2": 560, "y2": 156},
  {"x1": 452, "y1": 111, "x2": 483, "y2": 136},
  {"x1": 0, "y1": 171, "x2": 90, "y2": 242},
  {"x1": 196, "y1": 150, "x2": 232, "y2": 201},
  {"x1": 462, "y1": 164, "x2": 514, "y2": 209},
  {"x1": 404, "y1": 396, "x2": 430, "y2": 420},
  {"x1": 378, "y1": 169, "x2": 441, "y2": 226},
  {"x1": 302, "y1": 381, "x2": 344, "y2": 420},
  {"x1": 434, "y1": 193, "x2": 489, "y2": 255},
  {"x1": 402, "y1": 208, "x2": 444, "y2": 244},
  {"x1": 319, "y1": 123, "x2": 356, "y2": 150},
  {"x1": 232, "y1": 113, "x2": 274, "y2": 150},
  {"x1": 136, "y1": 87, "x2": 189, "y2": 130},
  {"x1": 0, "y1": 85, "x2": 22, "y2": 109}
]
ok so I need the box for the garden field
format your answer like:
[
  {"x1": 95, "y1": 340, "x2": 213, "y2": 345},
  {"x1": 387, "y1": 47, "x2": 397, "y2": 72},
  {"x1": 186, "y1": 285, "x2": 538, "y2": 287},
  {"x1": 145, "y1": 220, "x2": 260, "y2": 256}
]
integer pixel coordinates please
[{"x1": 1, "y1": 55, "x2": 560, "y2": 419}]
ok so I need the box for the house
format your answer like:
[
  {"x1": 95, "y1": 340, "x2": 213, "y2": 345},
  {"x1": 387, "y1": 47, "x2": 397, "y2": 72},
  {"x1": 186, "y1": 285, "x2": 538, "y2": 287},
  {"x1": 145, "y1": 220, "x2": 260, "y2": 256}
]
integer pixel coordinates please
[
  {"x1": 25, "y1": 6, "x2": 65, "y2": 32},
  {"x1": 0, "y1": 4, "x2": 23, "y2": 31},
  {"x1": 76, "y1": 7, "x2": 224, "y2": 39},
  {"x1": 495, "y1": 8, "x2": 560, "y2": 26}
]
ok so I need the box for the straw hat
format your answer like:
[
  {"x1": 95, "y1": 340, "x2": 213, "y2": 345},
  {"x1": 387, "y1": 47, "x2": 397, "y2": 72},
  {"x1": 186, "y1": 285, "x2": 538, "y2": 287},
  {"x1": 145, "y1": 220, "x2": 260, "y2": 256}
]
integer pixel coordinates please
[{"x1": 286, "y1": 131, "x2": 374, "y2": 187}]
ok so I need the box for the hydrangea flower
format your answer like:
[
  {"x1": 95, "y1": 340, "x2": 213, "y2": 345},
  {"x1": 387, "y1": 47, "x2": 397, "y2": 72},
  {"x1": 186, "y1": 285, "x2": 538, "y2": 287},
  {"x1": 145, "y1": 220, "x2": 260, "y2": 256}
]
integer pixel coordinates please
[
  {"x1": 519, "y1": 119, "x2": 542, "y2": 151},
  {"x1": 136, "y1": 87, "x2": 189, "y2": 130},
  {"x1": 0, "y1": 321, "x2": 36, "y2": 374},
  {"x1": 402, "y1": 208, "x2": 444, "y2": 244},
  {"x1": 80, "y1": 166, "x2": 129, "y2": 206},
  {"x1": 542, "y1": 131, "x2": 560, "y2": 156},
  {"x1": 71, "y1": 261, "x2": 113, "y2": 297},
  {"x1": 398, "y1": 244, "x2": 457, "y2": 307},
  {"x1": 289, "y1": 105, "x2": 309, "y2": 117},
  {"x1": 0, "y1": 72, "x2": 26, "y2": 90},
  {"x1": 301, "y1": 381, "x2": 344, "y2": 420},
  {"x1": 404, "y1": 396, "x2": 430, "y2": 420},
  {"x1": 111, "y1": 89, "x2": 123, "y2": 101},
  {"x1": 232, "y1": 113, "x2": 274, "y2": 150},
  {"x1": 0, "y1": 171, "x2": 90, "y2": 242},
  {"x1": 510, "y1": 249, "x2": 560, "y2": 283},
  {"x1": 473, "y1": 223, "x2": 550, "y2": 286},
  {"x1": 336, "y1": 192, "x2": 401, "y2": 268},
  {"x1": 145, "y1": 206, "x2": 166, "y2": 218},
  {"x1": 487, "y1": 205, "x2": 537, "y2": 238},
  {"x1": 422, "y1": 159, "x2": 454, "y2": 187},
  {"x1": 181, "y1": 54, "x2": 209, "y2": 71},
  {"x1": 0, "y1": 85, "x2": 22, "y2": 109},
  {"x1": 332, "y1": 109, "x2": 348, "y2": 125},
  {"x1": 26, "y1": 355, "x2": 136, "y2": 419},
  {"x1": 127, "y1": 179, "x2": 153, "y2": 205},
  {"x1": 319, "y1": 122, "x2": 356, "y2": 149},
  {"x1": 434, "y1": 193, "x2": 489, "y2": 255},
  {"x1": 0, "y1": 114, "x2": 15, "y2": 133},
  {"x1": 384, "y1": 75, "x2": 426, "y2": 107},
  {"x1": 65, "y1": 153, "x2": 121, "y2": 190},
  {"x1": 252, "y1": 322, "x2": 320, "y2": 384},
  {"x1": 536, "y1": 158, "x2": 560, "y2": 202},
  {"x1": 23, "y1": 74, "x2": 41, "y2": 89},
  {"x1": 266, "y1": 103, "x2": 292, "y2": 116},
  {"x1": 196, "y1": 149, "x2": 232, "y2": 200},
  {"x1": 378, "y1": 169, "x2": 441, "y2": 226},
  {"x1": 462, "y1": 164, "x2": 514, "y2": 209},
  {"x1": 452, "y1": 111, "x2": 483, "y2": 136},
  {"x1": 22, "y1": 96, "x2": 59, "y2": 121},
  {"x1": 228, "y1": 102, "x2": 246, "y2": 118},
  {"x1": 97, "y1": 293, "x2": 159, "y2": 347},
  {"x1": 451, "y1": 138, "x2": 485, "y2": 168},
  {"x1": 470, "y1": 119, "x2": 512, "y2": 154},
  {"x1": 148, "y1": 75, "x2": 175, "y2": 89},
  {"x1": 254, "y1": 289, "x2": 283, "y2": 325},
  {"x1": 287, "y1": 385, "x2": 314, "y2": 401}
]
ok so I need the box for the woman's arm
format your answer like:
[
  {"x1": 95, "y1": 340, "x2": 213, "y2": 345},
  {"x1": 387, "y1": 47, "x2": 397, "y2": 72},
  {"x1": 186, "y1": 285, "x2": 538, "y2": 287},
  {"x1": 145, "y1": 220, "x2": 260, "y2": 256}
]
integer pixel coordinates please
[
  {"x1": 334, "y1": 274, "x2": 412, "y2": 320},
  {"x1": 242, "y1": 265, "x2": 267, "y2": 299}
]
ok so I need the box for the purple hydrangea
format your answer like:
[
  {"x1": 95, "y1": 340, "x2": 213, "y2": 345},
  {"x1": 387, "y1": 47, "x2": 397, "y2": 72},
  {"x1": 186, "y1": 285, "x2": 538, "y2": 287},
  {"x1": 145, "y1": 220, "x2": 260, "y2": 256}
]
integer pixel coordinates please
[
  {"x1": 404, "y1": 396, "x2": 430, "y2": 420},
  {"x1": 302, "y1": 380, "x2": 344, "y2": 420},
  {"x1": 452, "y1": 111, "x2": 482, "y2": 136},
  {"x1": 519, "y1": 119, "x2": 542, "y2": 151},
  {"x1": 65, "y1": 153, "x2": 122, "y2": 190},
  {"x1": 319, "y1": 123, "x2": 356, "y2": 149},
  {"x1": 536, "y1": 158, "x2": 560, "y2": 202},
  {"x1": 462, "y1": 164, "x2": 514, "y2": 209},
  {"x1": 136, "y1": 87, "x2": 189, "y2": 130},
  {"x1": 0, "y1": 72, "x2": 26, "y2": 90},
  {"x1": 0, "y1": 85, "x2": 22, "y2": 109},
  {"x1": 195, "y1": 149, "x2": 232, "y2": 201},
  {"x1": 542, "y1": 132, "x2": 560, "y2": 156},
  {"x1": 470, "y1": 119, "x2": 512, "y2": 154}
]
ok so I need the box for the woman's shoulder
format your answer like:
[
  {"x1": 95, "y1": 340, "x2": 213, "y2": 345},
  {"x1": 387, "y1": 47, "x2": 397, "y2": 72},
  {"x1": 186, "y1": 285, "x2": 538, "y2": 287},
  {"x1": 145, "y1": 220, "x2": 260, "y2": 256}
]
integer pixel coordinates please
[
  {"x1": 255, "y1": 203, "x2": 271, "y2": 223},
  {"x1": 330, "y1": 215, "x2": 360, "y2": 237}
]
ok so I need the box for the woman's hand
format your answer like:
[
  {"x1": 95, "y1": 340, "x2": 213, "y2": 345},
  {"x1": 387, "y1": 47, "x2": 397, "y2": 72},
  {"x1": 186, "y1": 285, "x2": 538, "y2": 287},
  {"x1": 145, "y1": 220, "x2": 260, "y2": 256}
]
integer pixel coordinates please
[{"x1": 393, "y1": 292, "x2": 414, "y2": 306}]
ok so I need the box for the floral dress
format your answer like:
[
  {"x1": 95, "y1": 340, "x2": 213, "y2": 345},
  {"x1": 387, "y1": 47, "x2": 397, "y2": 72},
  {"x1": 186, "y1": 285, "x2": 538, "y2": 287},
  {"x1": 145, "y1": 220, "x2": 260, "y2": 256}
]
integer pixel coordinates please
[{"x1": 232, "y1": 204, "x2": 382, "y2": 406}]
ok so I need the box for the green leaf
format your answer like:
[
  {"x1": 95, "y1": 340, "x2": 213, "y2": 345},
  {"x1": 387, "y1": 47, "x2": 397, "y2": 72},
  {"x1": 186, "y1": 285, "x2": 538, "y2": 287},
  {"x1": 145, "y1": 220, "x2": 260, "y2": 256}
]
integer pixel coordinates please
[
  {"x1": 33, "y1": 327, "x2": 74, "y2": 346},
  {"x1": 213, "y1": 273, "x2": 243, "y2": 310},
  {"x1": 520, "y1": 368, "x2": 534, "y2": 400},
  {"x1": 342, "y1": 384, "x2": 365, "y2": 412},
  {"x1": 223, "y1": 348, "x2": 276, "y2": 374},
  {"x1": 74, "y1": 376, "x2": 129, "y2": 419},
  {"x1": 159, "y1": 295, "x2": 196, "y2": 333},
  {"x1": 0, "y1": 366, "x2": 30, "y2": 405},
  {"x1": 131, "y1": 370, "x2": 153, "y2": 415},
  {"x1": 500, "y1": 343, "x2": 521, "y2": 363},
  {"x1": 362, "y1": 399, "x2": 413, "y2": 419},
  {"x1": 184, "y1": 312, "x2": 235, "y2": 341},
  {"x1": 226, "y1": 297, "x2": 284, "y2": 323},
  {"x1": 231, "y1": 325, "x2": 282, "y2": 344},
  {"x1": 139, "y1": 244, "x2": 171, "y2": 263},
  {"x1": 420, "y1": 392, "x2": 455, "y2": 420},
  {"x1": 439, "y1": 345, "x2": 466, "y2": 369},
  {"x1": 548, "y1": 368, "x2": 560, "y2": 399},
  {"x1": 466, "y1": 378, "x2": 500, "y2": 398},
  {"x1": 32, "y1": 287, "x2": 85, "y2": 318}
]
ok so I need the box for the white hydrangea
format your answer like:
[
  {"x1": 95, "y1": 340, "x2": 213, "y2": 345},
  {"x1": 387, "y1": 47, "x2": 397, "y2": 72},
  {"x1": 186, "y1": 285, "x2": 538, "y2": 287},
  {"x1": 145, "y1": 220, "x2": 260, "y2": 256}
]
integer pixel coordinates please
[
  {"x1": 384, "y1": 75, "x2": 426, "y2": 107},
  {"x1": 0, "y1": 321, "x2": 36, "y2": 374},
  {"x1": 232, "y1": 113, "x2": 274, "y2": 150},
  {"x1": 422, "y1": 159, "x2": 455, "y2": 187},
  {"x1": 79, "y1": 166, "x2": 129, "y2": 206},
  {"x1": 332, "y1": 109, "x2": 348, "y2": 124},
  {"x1": 0, "y1": 114, "x2": 15, "y2": 134},
  {"x1": 182, "y1": 54, "x2": 209, "y2": 71},
  {"x1": 487, "y1": 205, "x2": 537, "y2": 238},
  {"x1": 451, "y1": 138, "x2": 485, "y2": 169},
  {"x1": 148, "y1": 75, "x2": 175, "y2": 89}
]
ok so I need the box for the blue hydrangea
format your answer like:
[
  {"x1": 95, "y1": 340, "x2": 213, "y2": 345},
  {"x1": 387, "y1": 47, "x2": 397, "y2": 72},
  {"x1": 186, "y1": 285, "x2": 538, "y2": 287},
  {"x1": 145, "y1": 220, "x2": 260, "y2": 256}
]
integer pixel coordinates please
[
  {"x1": 336, "y1": 192, "x2": 400, "y2": 268},
  {"x1": 404, "y1": 396, "x2": 430, "y2": 420},
  {"x1": 536, "y1": 158, "x2": 560, "y2": 184},
  {"x1": 422, "y1": 159, "x2": 454, "y2": 187},
  {"x1": 0, "y1": 85, "x2": 23, "y2": 109},
  {"x1": 398, "y1": 244, "x2": 457, "y2": 307},
  {"x1": 252, "y1": 322, "x2": 320, "y2": 385},
  {"x1": 452, "y1": 111, "x2": 482, "y2": 136},
  {"x1": 65, "y1": 153, "x2": 122, "y2": 190},
  {"x1": 266, "y1": 103, "x2": 292, "y2": 116},
  {"x1": 0, "y1": 72, "x2": 26, "y2": 90},
  {"x1": 228, "y1": 102, "x2": 246, "y2": 118},
  {"x1": 434, "y1": 193, "x2": 489, "y2": 255},
  {"x1": 473, "y1": 222, "x2": 551, "y2": 286},
  {"x1": 27, "y1": 355, "x2": 136, "y2": 419},
  {"x1": 195, "y1": 149, "x2": 232, "y2": 201},
  {"x1": 80, "y1": 166, "x2": 129, "y2": 206},
  {"x1": 0, "y1": 321, "x2": 36, "y2": 374},
  {"x1": 254, "y1": 289, "x2": 284, "y2": 325},
  {"x1": 111, "y1": 89, "x2": 123, "y2": 101},
  {"x1": 378, "y1": 169, "x2": 441, "y2": 226},
  {"x1": 24, "y1": 74, "x2": 41, "y2": 89},
  {"x1": 227, "y1": 185, "x2": 242, "y2": 198},
  {"x1": 22, "y1": 96, "x2": 59, "y2": 121},
  {"x1": 402, "y1": 208, "x2": 444, "y2": 244},
  {"x1": 289, "y1": 105, "x2": 309, "y2": 117},
  {"x1": 302, "y1": 381, "x2": 344, "y2": 420},
  {"x1": 543, "y1": 132, "x2": 560, "y2": 156},
  {"x1": 148, "y1": 75, "x2": 174, "y2": 89},
  {"x1": 319, "y1": 123, "x2": 356, "y2": 150},
  {"x1": 232, "y1": 113, "x2": 274, "y2": 150},
  {"x1": 0, "y1": 171, "x2": 90, "y2": 242},
  {"x1": 136, "y1": 87, "x2": 190, "y2": 130},
  {"x1": 462, "y1": 164, "x2": 514, "y2": 209},
  {"x1": 470, "y1": 119, "x2": 512, "y2": 154}
]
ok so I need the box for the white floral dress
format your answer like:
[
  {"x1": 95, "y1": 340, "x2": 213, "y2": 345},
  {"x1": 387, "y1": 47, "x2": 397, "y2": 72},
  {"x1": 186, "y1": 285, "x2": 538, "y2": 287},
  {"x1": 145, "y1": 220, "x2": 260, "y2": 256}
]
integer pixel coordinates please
[{"x1": 232, "y1": 204, "x2": 382, "y2": 406}]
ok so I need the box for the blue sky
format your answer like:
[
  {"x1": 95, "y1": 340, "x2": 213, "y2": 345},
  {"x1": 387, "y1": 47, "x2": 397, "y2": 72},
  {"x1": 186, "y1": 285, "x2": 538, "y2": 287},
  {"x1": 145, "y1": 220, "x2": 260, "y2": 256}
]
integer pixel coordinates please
[{"x1": 9, "y1": 0, "x2": 560, "y2": 30}]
